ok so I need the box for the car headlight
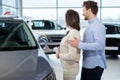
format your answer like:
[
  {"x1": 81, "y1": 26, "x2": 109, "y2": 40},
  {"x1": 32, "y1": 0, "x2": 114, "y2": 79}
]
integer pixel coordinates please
[
  {"x1": 44, "y1": 71, "x2": 56, "y2": 80},
  {"x1": 38, "y1": 35, "x2": 48, "y2": 47}
]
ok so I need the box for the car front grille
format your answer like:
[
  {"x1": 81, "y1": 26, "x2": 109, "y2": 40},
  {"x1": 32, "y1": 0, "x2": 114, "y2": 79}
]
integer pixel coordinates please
[
  {"x1": 106, "y1": 38, "x2": 120, "y2": 46},
  {"x1": 46, "y1": 35, "x2": 64, "y2": 48},
  {"x1": 47, "y1": 35, "x2": 64, "y2": 42}
]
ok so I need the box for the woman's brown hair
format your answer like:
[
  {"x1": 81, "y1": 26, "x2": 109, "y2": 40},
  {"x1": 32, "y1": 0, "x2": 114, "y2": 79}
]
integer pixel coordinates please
[{"x1": 65, "y1": 9, "x2": 80, "y2": 31}]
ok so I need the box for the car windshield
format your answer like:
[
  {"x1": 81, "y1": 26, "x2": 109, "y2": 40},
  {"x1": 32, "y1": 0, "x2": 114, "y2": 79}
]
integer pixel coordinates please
[
  {"x1": 0, "y1": 20, "x2": 38, "y2": 51},
  {"x1": 116, "y1": 25, "x2": 120, "y2": 34},
  {"x1": 31, "y1": 20, "x2": 64, "y2": 30},
  {"x1": 105, "y1": 24, "x2": 120, "y2": 34}
]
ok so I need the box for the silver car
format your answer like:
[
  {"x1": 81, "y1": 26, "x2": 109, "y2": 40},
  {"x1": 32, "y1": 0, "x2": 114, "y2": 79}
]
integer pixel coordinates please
[{"x1": 0, "y1": 17, "x2": 56, "y2": 80}]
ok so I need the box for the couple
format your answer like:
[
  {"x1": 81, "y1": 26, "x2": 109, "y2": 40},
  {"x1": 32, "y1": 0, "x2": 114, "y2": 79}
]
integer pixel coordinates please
[{"x1": 56, "y1": 0, "x2": 107, "y2": 80}]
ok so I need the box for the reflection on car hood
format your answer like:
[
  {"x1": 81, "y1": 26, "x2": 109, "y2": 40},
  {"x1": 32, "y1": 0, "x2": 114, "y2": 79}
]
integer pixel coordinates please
[
  {"x1": 35, "y1": 56, "x2": 53, "y2": 80},
  {"x1": 38, "y1": 47, "x2": 49, "y2": 61}
]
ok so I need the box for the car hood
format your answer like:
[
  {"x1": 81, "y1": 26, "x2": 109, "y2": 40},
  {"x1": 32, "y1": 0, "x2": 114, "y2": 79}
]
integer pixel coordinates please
[
  {"x1": 0, "y1": 48, "x2": 54, "y2": 80},
  {"x1": 32, "y1": 30, "x2": 66, "y2": 35},
  {"x1": 35, "y1": 56, "x2": 53, "y2": 80},
  {"x1": 0, "y1": 50, "x2": 38, "y2": 80}
]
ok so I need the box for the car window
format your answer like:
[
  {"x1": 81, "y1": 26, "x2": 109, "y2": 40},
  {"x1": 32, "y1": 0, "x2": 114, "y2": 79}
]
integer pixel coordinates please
[
  {"x1": 32, "y1": 20, "x2": 55, "y2": 30},
  {"x1": 0, "y1": 20, "x2": 38, "y2": 51},
  {"x1": 116, "y1": 26, "x2": 120, "y2": 34},
  {"x1": 105, "y1": 25, "x2": 117, "y2": 34}
]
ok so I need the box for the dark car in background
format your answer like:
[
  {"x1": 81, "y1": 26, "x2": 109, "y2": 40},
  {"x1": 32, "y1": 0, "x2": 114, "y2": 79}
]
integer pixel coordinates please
[
  {"x1": 0, "y1": 17, "x2": 56, "y2": 80},
  {"x1": 105, "y1": 23, "x2": 120, "y2": 56}
]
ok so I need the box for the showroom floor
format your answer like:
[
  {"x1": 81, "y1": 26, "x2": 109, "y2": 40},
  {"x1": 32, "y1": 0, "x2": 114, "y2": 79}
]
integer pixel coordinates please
[
  {"x1": 102, "y1": 55, "x2": 120, "y2": 80},
  {"x1": 48, "y1": 54, "x2": 120, "y2": 80}
]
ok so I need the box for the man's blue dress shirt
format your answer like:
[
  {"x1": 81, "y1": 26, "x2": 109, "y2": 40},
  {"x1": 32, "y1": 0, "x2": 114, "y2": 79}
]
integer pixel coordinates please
[{"x1": 79, "y1": 17, "x2": 107, "y2": 69}]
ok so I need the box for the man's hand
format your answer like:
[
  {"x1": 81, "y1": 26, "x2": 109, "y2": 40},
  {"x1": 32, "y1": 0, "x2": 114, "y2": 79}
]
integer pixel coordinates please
[{"x1": 68, "y1": 37, "x2": 80, "y2": 48}]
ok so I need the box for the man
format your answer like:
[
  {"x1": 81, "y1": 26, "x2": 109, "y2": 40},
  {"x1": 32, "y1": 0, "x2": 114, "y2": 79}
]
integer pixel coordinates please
[{"x1": 69, "y1": 1, "x2": 106, "y2": 80}]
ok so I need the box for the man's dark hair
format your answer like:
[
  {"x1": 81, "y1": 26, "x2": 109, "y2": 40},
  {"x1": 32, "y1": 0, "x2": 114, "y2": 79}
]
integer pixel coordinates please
[{"x1": 83, "y1": 0, "x2": 98, "y2": 15}]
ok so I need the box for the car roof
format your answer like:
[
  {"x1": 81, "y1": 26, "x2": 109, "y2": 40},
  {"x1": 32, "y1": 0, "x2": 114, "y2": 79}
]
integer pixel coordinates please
[{"x1": 0, "y1": 17, "x2": 24, "y2": 22}]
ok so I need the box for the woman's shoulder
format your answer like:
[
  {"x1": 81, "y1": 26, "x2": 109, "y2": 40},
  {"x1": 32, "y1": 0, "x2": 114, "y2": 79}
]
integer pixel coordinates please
[
  {"x1": 68, "y1": 29, "x2": 81, "y2": 39},
  {"x1": 69, "y1": 28, "x2": 80, "y2": 34}
]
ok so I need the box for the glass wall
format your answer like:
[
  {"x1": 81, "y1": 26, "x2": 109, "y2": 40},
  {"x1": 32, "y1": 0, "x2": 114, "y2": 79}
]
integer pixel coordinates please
[
  {"x1": 102, "y1": 0, "x2": 120, "y2": 6},
  {"x1": 23, "y1": 9, "x2": 56, "y2": 20},
  {"x1": 0, "y1": 0, "x2": 2, "y2": 15},
  {"x1": 101, "y1": 0, "x2": 120, "y2": 23},
  {"x1": 23, "y1": 0, "x2": 101, "y2": 27},
  {"x1": 1, "y1": 0, "x2": 120, "y2": 26},
  {"x1": 23, "y1": 0, "x2": 56, "y2": 7},
  {"x1": 102, "y1": 8, "x2": 120, "y2": 23},
  {"x1": 0, "y1": 0, "x2": 18, "y2": 16}
]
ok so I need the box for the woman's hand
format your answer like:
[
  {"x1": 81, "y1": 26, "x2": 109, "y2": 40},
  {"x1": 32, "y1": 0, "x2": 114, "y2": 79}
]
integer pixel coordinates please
[
  {"x1": 56, "y1": 52, "x2": 60, "y2": 59},
  {"x1": 56, "y1": 47, "x2": 60, "y2": 59}
]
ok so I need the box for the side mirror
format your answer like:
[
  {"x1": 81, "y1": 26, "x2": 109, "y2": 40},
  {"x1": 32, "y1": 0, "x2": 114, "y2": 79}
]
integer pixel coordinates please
[
  {"x1": 38, "y1": 36, "x2": 48, "y2": 48},
  {"x1": 38, "y1": 36, "x2": 55, "y2": 54}
]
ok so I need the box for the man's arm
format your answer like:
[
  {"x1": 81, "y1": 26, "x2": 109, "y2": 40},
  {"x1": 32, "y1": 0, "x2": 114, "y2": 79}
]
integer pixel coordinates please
[{"x1": 69, "y1": 25, "x2": 105, "y2": 50}]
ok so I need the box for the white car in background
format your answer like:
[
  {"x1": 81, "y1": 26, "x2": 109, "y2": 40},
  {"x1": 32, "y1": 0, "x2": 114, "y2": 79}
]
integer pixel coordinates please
[{"x1": 31, "y1": 20, "x2": 66, "y2": 53}]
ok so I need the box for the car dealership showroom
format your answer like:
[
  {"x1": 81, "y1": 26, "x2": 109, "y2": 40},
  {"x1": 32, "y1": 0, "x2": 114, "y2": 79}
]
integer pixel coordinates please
[{"x1": 0, "y1": 0, "x2": 120, "y2": 80}]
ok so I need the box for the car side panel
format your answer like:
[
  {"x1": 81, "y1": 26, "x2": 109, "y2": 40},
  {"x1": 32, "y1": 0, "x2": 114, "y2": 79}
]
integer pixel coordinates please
[{"x1": 0, "y1": 50, "x2": 38, "y2": 80}]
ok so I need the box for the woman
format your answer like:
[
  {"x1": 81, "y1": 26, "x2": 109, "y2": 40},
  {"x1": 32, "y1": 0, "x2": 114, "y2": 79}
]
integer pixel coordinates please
[{"x1": 56, "y1": 9, "x2": 81, "y2": 80}]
